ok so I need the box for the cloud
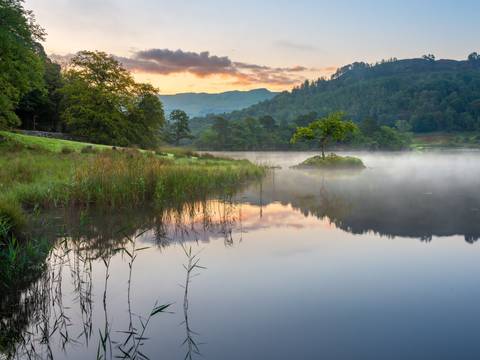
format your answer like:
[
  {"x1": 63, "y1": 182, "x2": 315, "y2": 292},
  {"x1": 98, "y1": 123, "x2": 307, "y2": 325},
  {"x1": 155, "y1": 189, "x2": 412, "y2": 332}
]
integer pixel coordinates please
[
  {"x1": 119, "y1": 48, "x2": 309, "y2": 86},
  {"x1": 124, "y1": 49, "x2": 235, "y2": 77},
  {"x1": 50, "y1": 48, "x2": 313, "y2": 87}
]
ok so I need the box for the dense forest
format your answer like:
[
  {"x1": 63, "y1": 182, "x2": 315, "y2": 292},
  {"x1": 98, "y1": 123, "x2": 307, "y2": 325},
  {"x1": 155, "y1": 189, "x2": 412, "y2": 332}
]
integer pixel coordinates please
[
  {"x1": 215, "y1": 55, "x2": 480, "y2": 131},
  {"x1": 193, "y1": 54, "x2": 480, "y2": 150}
]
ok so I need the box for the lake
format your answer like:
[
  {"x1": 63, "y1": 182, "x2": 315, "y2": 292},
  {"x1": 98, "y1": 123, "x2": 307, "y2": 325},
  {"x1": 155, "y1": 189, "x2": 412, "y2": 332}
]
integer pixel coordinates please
[{"x1": 3, "y1": 151, "x2": 480, "y2": 360}]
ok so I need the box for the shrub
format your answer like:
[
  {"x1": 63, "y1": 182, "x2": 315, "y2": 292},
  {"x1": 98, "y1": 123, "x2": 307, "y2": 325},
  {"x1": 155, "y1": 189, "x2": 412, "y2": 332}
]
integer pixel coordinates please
[
  {"x1": 80, "y1": 145, "x2": 98, "y2": 154},
  {"x1": 61, "y1": 146, "x2": 74, "y2": 154}
]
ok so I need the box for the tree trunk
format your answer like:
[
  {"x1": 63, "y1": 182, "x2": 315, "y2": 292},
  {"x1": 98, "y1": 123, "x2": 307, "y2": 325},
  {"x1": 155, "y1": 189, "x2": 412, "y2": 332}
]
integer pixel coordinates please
[{"x1": 321, "y1": 140, "x2": 326, "y2": 159}]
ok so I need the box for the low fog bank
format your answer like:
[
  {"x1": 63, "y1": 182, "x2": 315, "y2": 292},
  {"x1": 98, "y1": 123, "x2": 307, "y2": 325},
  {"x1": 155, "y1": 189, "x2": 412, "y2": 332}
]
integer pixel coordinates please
[{"x1": 230, "y1": 151, "x2": 480, "y2": 242}]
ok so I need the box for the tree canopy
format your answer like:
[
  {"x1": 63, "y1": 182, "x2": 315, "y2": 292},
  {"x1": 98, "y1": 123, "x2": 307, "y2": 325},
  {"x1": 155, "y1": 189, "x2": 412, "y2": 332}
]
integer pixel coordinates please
[
  {"x1": 0, "y1": 0, "x2": 46, "y2": 128},
  {"x1": 167, "y1": 109, "x2": 193, "y2": 145},
  {"x1": 291, "y1": 112, "x2": 358, "y2": 158},
  {"x1": 60, "y1": 51, "x2": 165, "y2": 147},
  {"x1": 207, "y1": 56, "x2": 480, "y2": 133}
]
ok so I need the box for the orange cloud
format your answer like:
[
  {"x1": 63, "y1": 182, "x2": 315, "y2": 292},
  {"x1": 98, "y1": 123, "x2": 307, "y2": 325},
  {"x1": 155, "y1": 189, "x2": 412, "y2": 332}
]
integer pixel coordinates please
[{"x1": 117, "y1": 48, "x2": 311, "y2": 86}]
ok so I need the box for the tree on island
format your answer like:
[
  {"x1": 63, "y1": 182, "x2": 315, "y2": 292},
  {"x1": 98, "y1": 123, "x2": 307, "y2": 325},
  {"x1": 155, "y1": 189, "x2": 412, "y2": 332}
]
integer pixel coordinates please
[
  {"x1": 290, "y1": 112, "x2": 358, "y2": 159},
  {"x1": 168, "y1": 109, "x2": 193, "y2": 145}
]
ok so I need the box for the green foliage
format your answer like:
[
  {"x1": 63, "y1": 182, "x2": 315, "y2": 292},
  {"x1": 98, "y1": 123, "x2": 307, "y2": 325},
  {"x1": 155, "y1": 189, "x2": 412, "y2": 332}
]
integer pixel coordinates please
[
  {"x1": 372, "y1": 126, "x2": 411, "y2": 150},
  {"x1": 354, "y1": 118, "x2": 412, "y2": 150},
  {"x1": 0, "y1": 200, "x2": 25, "y2": 241},
  {"x1": 167, "y1": 109, "x2": 193, "y2": 145},
  {"x1": 291, "y1": 112, "x2": 358, "y2": 157},
  {"x1": 0, "y1": 0, "x2": 45, "y2": 128},
  {"x1": 16, "y1": 48, "x2": 63, "y2": 131},
  {"x1": 213, "y1": 56, "x2": 480, "y2": 133},
  {"x1": 60, "y1": 51, "x2": 165, "y2": 147},
  {"x1": 0, "y1": 236, "x2": 50, "y2": 289},
  {"x1": 196, "y1": 111, "x2": 412, "y2": 151},
  {"x1": 196, "y1": 115, "x2": 285, "y2": 150}
]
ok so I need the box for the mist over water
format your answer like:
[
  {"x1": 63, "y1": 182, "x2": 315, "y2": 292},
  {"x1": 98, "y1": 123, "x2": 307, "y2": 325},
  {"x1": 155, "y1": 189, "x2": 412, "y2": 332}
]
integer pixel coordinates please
[
  {"x1": 3, "y1": 151, "x2": 480, "y2": 360},
  {"x1": 225, "y1": 150, "x2": 480, "y2": 242}
]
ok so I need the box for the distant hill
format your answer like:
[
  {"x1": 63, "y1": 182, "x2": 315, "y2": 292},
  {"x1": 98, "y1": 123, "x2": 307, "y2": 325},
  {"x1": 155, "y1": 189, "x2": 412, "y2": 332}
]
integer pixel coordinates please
[
  {"x1": 159, "y1": 88, "x2": 279, "y2": 118},
  {"x1": 216, "y1": 55, "x2": 480, "y2": 133}
]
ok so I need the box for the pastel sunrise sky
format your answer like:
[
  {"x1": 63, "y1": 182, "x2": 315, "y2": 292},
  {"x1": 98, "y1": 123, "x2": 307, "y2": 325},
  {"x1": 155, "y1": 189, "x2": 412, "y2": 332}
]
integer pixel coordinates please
[{"x1": 25, "y1": 0, "x2": 480, "y2": 94}]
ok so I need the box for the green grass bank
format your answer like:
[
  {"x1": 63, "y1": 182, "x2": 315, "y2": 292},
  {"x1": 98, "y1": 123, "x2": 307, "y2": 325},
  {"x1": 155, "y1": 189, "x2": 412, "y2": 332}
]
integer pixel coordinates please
[{"x1": 0, "y1": 131, "x2": 265, "y2": 241}]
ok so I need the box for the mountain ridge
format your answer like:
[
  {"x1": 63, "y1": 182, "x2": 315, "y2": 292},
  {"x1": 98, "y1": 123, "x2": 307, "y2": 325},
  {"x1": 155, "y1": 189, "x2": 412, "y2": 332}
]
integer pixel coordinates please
[{"x1": 159, "y1": 88, "x2": 279, "y2": 118}]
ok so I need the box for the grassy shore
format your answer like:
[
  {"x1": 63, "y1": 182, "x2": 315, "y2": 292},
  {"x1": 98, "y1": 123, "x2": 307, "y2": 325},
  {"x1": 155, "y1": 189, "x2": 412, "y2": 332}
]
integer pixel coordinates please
[
  {"x1": 411, "y1": 132, "x2": 480, "y2": 149},
  {"x1": 0, "y1": 131, "x2": 264, "y2": 240}
]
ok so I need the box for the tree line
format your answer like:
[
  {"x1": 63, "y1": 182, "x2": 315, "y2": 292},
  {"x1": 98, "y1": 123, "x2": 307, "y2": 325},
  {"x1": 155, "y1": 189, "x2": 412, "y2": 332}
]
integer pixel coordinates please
[
  {"x1": 1, "y1": 0, "x2": 192, "y2": 148},
  {"x1": 195, "y1": 112, "x2": 411, "y2": 151}
]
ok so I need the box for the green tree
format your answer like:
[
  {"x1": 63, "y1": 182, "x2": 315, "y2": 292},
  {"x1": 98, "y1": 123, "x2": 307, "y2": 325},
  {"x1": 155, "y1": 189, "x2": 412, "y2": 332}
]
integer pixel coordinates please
[
  {"x1": 259, "y1": 115, "x2": 277, "y2": 131},
  {"x1": 212, "y1": 116, "x2": 230, "y2": 148},
  {"x1": 0, "y1": 0, "x2": 45, "y2": 128},
  {"x1": 168, "y1": 110, "x2": 193, "y2": 145},
  {"x1": 291, "y1": 112, "x2": 357, "y2": 158},
  {"x1": 61, "y1": 51, "x2": 164, "y2": 146},
  {"x1": 394, "y1": 119, "x2": 412, "y2": 133},
  {"x1": 373, "y1": 126, "x2": 411, "y2": 150},
  {"x1": 16, "y1": 46, "x2": 63, "y2": 131},
  {"x1": 127, "y1": 83, "x2": 165, "y2": 148}
]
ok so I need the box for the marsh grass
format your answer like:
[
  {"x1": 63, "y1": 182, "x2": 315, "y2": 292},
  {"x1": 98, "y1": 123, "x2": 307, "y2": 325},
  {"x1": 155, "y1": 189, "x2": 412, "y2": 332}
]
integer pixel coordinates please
[
  {"x1": 0, "y1": 236, "x2": 51, "y2": 290},
  {"x1": 0, "y1": 132, "x2": 264, "y2": 241}
]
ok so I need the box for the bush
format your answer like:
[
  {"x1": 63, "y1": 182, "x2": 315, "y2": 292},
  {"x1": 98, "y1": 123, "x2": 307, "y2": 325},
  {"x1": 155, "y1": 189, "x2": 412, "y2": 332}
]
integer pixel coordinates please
[
  {"x1": 61, "y1": 146, "x2": 74, "y2": 154},
  {"x1": 80, "y1": 145, "x2": 98, "y2": 154}
]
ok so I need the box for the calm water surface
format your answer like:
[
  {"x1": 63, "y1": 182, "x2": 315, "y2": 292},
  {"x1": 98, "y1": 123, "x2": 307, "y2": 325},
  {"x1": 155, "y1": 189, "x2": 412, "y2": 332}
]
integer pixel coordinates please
[{"x1": 3, "y1": 151, "x2": 480, "y2": 360}]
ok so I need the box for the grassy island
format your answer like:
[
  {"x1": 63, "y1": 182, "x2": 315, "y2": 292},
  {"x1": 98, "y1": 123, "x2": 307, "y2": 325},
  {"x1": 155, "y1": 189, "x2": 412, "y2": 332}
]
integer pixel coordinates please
[{"x1": 294, "y1": 153, "x2": 365, "y2": 169}]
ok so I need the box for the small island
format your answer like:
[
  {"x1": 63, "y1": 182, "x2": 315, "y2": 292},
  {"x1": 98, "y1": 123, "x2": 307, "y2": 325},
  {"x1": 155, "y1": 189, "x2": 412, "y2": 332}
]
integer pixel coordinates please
[
  {"x1": 295, "y1": 153, "x2": 365, "y2": 169},
  {"x1": 290, "y1": 112, "x2": 366, "y2": 169}
]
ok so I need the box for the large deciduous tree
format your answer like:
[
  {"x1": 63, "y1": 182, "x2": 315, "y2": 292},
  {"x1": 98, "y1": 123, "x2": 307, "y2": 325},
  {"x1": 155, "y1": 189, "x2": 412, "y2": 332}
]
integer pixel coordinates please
[
  {"x1": 0, "y1": 0, "x2": 46, "y2": 128},
  {"x1": 290, "y1": 112, "x2": 357, "y2": 158},
  {"x1": 60, "y1": 51, "x2": 165, "y2": 147}
]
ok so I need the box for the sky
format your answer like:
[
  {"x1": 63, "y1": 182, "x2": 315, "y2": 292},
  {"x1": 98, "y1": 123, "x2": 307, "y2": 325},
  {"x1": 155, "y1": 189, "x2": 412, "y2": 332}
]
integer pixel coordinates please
[{"x1": 25, "y1": 0, "x2": 480, "y2": 94}]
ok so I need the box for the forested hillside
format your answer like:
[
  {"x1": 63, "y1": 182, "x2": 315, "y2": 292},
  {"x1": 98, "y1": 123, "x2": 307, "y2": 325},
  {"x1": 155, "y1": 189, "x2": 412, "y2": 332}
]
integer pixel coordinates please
[{"x1": 217, "y1": 55, "x2": 480, "y2": 133}]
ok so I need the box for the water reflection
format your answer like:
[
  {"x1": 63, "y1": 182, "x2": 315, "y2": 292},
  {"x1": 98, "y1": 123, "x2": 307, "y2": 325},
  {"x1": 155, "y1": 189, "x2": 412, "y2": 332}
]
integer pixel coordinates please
[
  {"x1": 235, "y1": 151, "x2": 480, "y2": 242},
  {"x1": 1, "y1": 200, "x2": 240, "y2": 359},
  {"x1": 181, "y1": 246, "x2": 205, "y2": 360},
  {"x1": 3, "y1": 151, "x2": 480, "y2": 359}
]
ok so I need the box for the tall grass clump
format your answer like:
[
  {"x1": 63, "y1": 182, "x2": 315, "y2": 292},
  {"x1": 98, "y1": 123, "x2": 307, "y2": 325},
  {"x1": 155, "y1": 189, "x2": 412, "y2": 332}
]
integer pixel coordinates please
[
  {"x1": 70, "y1": 151, "x2": 264, "y2": 207},
  {"x1": 0, "y1": 236, "x2": 51, "y2": 290},
  {"x1": 71, "y1": 151, "x2": 171, "y2": 206},
  {"x1": 0, "y1": 200, "x2": 26, "y2": 242}
]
